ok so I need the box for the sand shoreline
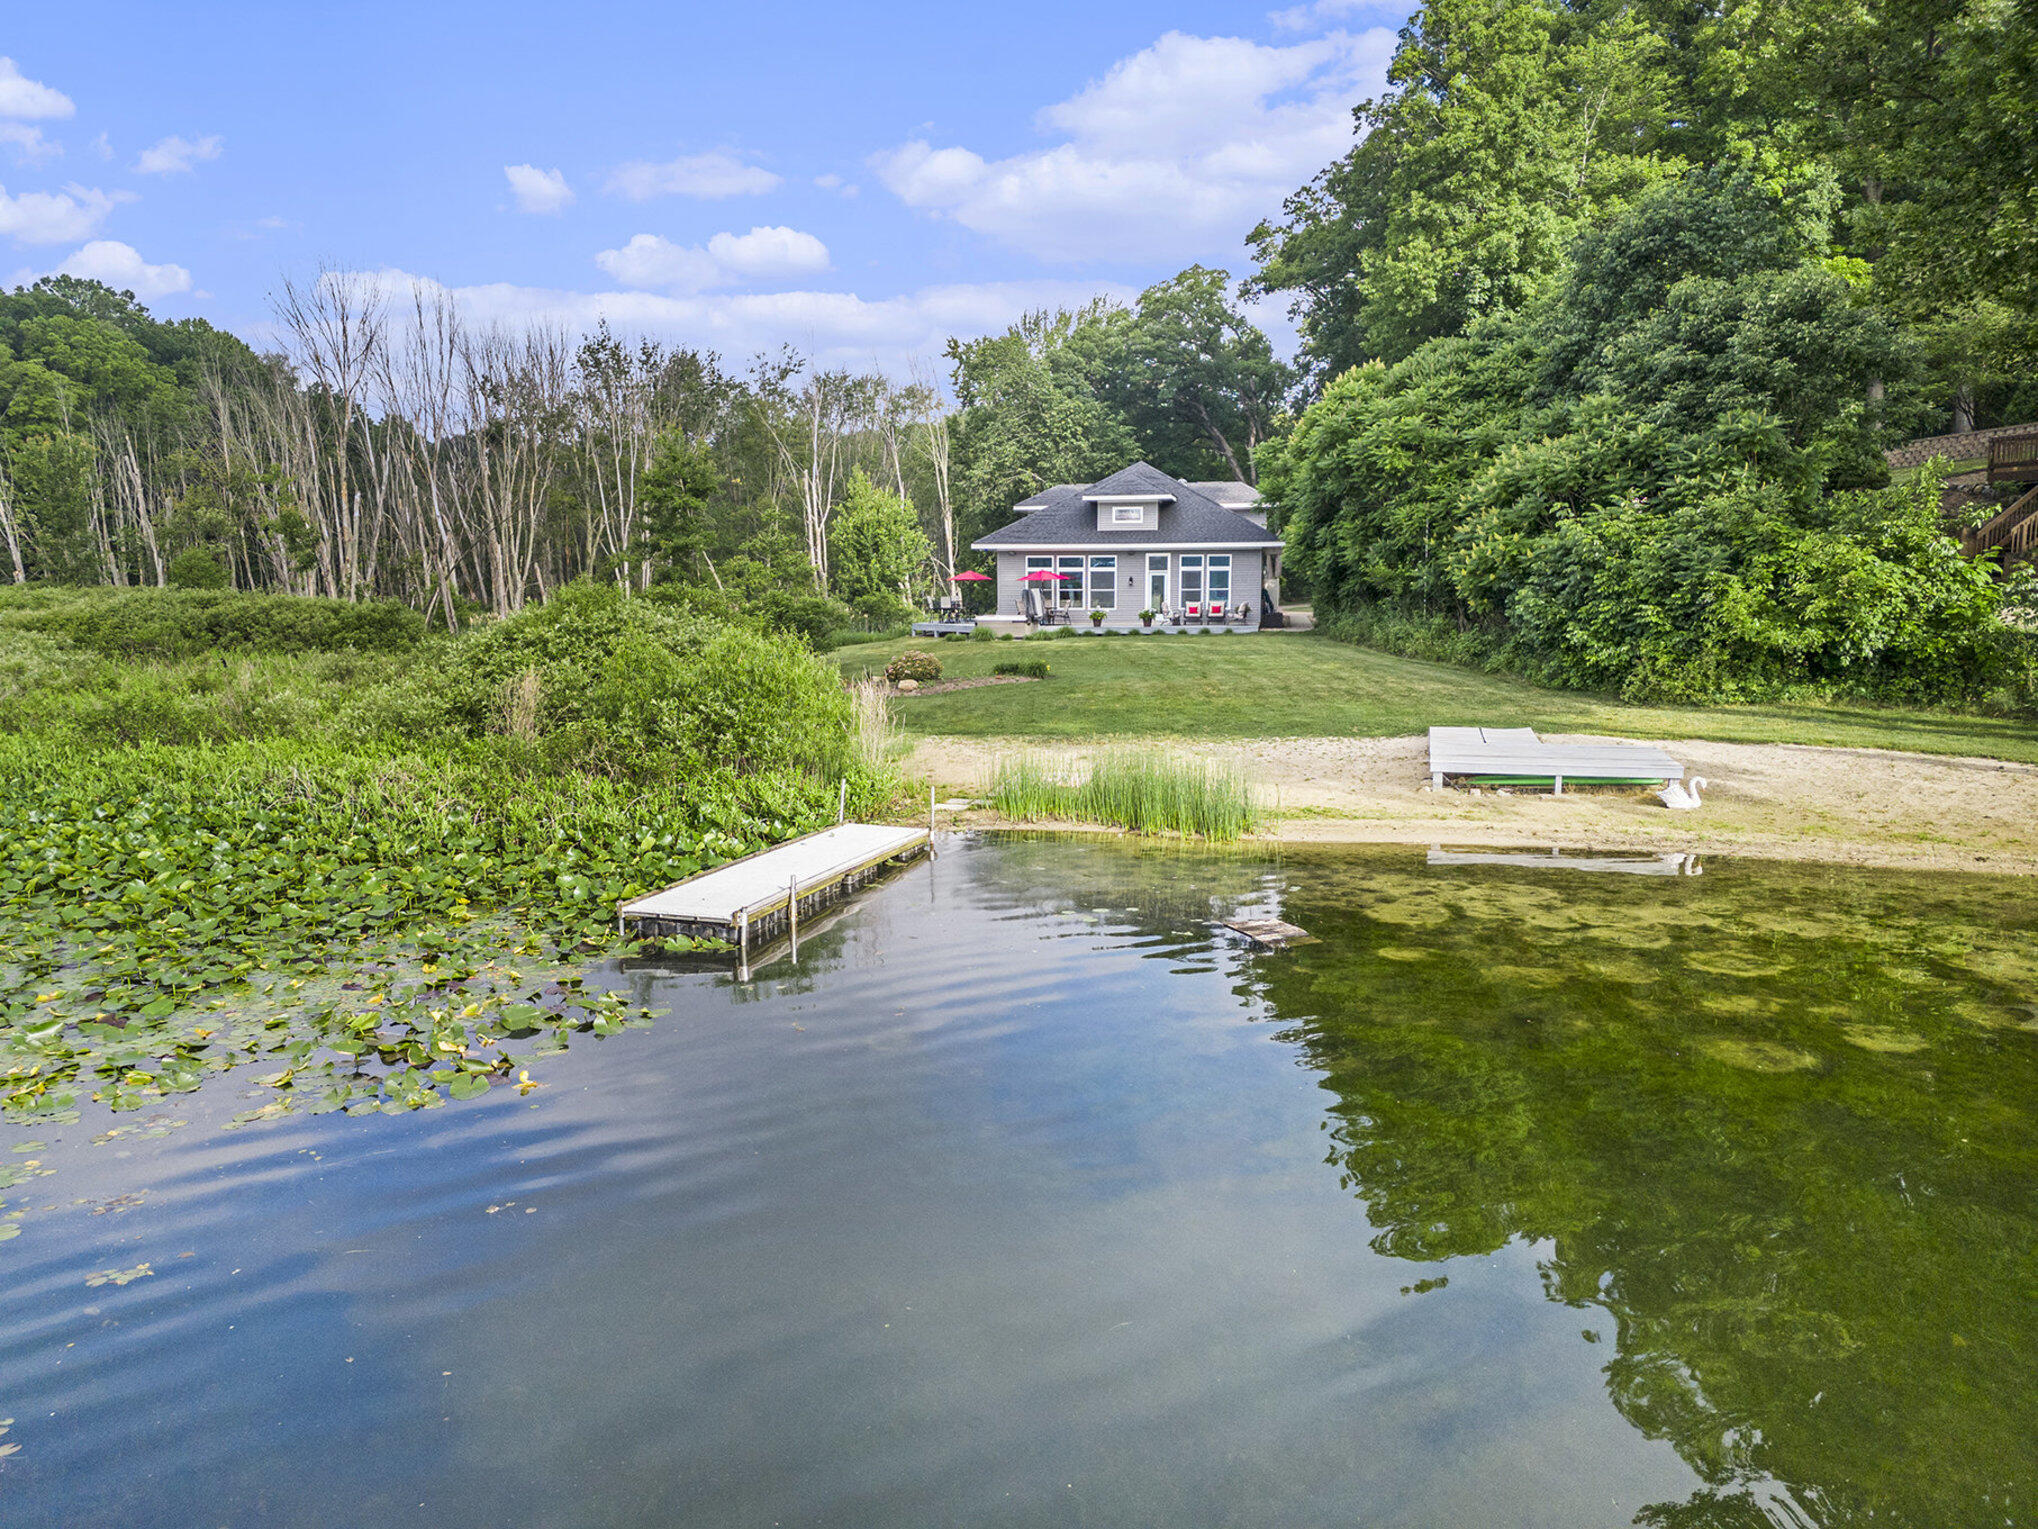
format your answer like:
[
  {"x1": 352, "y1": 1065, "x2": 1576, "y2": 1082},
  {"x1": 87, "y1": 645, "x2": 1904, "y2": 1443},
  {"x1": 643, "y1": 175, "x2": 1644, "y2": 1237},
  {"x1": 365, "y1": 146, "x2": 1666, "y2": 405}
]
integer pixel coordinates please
[{"x1": 907, "y1": 732, "x2": 2038, "y2": 876}]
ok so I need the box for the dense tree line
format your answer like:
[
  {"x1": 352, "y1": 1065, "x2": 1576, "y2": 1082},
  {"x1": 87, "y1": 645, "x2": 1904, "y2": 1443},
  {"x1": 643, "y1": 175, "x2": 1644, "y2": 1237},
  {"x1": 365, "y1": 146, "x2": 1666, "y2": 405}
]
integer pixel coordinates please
[
  {"x1": 3, "y1": 0, "x2": 2027, "y2": 703},
  {"x1": 1248, "y1": 0, "x2": 2036, "y2": 704},
  {"x1": 0, "y1": 272, "x2": 972, "y2": 634},
  {"x1": 0, "y1": 264, "x2": 1288, "y2": 635}
]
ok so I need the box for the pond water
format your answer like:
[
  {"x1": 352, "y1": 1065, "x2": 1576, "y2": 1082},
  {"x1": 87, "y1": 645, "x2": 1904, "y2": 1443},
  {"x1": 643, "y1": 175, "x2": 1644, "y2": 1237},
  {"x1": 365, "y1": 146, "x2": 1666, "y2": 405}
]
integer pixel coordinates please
[{"x1": 2, "y1": 836, "x2": 2034, "y2": 1528}]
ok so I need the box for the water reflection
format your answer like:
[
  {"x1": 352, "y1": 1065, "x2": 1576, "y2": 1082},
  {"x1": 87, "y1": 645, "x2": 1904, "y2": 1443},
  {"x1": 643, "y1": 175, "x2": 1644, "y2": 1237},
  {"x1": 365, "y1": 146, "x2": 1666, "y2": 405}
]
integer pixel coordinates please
[
  {"x1": 1240, "y1": 848, "x2": 2038, "y2": 1528},
  {"x1": 0, "y1": 837, "x2": 2031, "y2": 1528}
]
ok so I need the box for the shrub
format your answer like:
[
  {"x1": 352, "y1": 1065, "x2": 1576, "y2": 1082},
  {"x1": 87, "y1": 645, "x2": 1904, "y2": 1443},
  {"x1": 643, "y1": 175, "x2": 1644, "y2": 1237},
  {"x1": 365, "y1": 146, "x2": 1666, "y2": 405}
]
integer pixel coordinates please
[
  {"x1": 450, "y1": 582, "x2": 858, "y2": 783},
  {"x1": 166, "y1": 548, "x2": 230, "y2": 589},
  {"x1": 755, "y1": 591, "x2": 852, "y2": 649},
  {"x1": 1, "y1": 586, "x2": 426, "y2": 659},
  {"x1": 885, "y1": 650, "x2": 942, "y2": 683},
  {"x1": 992, "y1": 659, "x2": 1050, "y2": 678},
  {"x1": 970, "y1": 627, "x2": 997, "y2": 642}
]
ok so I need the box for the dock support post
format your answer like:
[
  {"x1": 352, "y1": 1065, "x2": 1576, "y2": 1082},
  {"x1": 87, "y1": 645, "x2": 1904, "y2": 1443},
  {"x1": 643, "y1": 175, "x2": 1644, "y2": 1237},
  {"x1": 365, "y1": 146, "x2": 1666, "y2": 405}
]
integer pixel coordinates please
[
  {"x1": 737, "y1": 909, "x2": 749, "y2": 983},
  {"x1": 1553, "y1": 775, "x2": 1564, "y2": 796},
  {"x1": 788, "y1": 876, "x2": 799, "y2": 964},
  {"x1": 838, "y1": 778, "x2": 847, "y2": 825}
]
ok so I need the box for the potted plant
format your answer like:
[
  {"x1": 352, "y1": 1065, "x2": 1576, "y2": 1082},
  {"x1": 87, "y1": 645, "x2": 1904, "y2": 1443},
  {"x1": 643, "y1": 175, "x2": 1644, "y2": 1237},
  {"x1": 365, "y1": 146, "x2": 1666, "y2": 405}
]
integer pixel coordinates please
[
  {"x1": 1139, "y1": 608, "x2": 1156, "y2": 630},
  {"x1": 1090, "y1": 608, "x2": 1106, "y2": 628}
]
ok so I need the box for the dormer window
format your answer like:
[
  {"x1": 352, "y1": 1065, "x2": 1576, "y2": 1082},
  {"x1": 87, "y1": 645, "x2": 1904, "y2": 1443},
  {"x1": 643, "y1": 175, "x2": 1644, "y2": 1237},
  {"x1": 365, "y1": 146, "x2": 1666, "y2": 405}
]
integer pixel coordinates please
[{"x1": 1111, "y1": 503, "x2": 1144, "y2": 525}]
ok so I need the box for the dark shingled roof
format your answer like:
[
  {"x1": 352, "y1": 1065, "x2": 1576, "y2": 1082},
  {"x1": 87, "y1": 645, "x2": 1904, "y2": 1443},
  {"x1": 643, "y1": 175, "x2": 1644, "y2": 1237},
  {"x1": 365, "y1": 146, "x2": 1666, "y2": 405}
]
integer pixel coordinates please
[
  {"x1": 1079, "y1": 462, "x2": 1180, "y2": 501},
  {"x1": 1188, "y1": 479, "x2": 1260, "y2": 507},
  {"x1": 973, "y1": 461, "x2": 1280, "y2": 549}
]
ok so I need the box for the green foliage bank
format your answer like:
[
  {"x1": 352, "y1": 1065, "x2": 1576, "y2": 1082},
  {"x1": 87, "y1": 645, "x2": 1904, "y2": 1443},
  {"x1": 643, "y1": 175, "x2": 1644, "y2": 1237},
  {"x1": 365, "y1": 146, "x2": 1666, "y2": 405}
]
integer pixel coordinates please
[
  {"x1": 0, "y1": 585, "x2": 894, "y2": 1126},
  {"x1": 1261, "y1": 171, "x2": 2026, "y2": 705}
]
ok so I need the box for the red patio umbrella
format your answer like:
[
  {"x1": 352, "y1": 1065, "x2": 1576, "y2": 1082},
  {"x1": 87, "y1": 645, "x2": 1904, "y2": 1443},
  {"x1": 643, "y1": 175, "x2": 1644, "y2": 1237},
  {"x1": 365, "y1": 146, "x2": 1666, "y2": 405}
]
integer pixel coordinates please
[
  {"x1": 1018, "y1": 570, "x2": 1070, "y2": 581},
  {"x1": 953, "y1": 570, "x2": 992, "y2": 582}
]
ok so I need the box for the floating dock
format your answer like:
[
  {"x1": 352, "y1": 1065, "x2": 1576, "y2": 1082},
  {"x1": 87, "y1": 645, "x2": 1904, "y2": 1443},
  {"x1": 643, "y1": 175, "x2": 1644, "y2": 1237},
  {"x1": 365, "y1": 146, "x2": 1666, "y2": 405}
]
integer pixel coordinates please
[
  {"x1": 618, "y1": 823, "x2": 931, "y2": 956},
  {"x1": 1428, "y1": 726, "x2": 1682, "y2": 793}
]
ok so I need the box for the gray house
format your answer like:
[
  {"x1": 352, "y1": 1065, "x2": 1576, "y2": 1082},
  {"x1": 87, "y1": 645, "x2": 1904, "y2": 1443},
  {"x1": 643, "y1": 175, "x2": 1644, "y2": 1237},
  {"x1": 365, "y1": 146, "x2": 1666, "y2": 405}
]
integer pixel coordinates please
[{"x1": 971, "y1": 462, "x2": 1285, "y2": 630}]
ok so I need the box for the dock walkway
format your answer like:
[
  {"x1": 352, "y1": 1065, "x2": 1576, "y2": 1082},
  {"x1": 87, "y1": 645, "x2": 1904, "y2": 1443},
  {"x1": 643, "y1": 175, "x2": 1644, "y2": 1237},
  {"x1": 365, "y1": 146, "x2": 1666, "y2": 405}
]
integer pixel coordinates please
[
  {"x1": 1429, "y1": 726, "x2": 1682, "y2": 792},
  {"x1": 619, "y1": 822, "x2": 930, "y2": 947}
]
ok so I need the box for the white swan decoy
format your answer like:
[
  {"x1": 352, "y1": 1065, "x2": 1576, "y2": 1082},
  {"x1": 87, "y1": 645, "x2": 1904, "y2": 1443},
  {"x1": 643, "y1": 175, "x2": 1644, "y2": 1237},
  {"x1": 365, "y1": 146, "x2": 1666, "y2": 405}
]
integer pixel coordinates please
[{"x1": 1658, "y1": 776, "x2": 1709, "y2": 810}]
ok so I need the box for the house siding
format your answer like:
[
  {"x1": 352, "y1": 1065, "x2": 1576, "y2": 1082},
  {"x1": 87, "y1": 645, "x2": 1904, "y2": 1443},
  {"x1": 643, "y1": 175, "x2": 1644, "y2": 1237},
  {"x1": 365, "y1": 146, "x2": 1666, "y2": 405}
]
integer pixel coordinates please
[{"x1": 996, "y1": 547, "x2": 1267, "y2": 628}]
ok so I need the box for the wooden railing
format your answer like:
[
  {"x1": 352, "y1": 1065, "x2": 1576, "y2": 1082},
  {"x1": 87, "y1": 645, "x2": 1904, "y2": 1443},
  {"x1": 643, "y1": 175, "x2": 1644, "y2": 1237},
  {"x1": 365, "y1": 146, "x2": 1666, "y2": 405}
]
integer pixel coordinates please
[
  {"x1": 1989, "y1": 431, "x2": 2038, "y2": 485},
  {"x1": 1963, "y1": 483, "x2": 2038, "y2": 562}
]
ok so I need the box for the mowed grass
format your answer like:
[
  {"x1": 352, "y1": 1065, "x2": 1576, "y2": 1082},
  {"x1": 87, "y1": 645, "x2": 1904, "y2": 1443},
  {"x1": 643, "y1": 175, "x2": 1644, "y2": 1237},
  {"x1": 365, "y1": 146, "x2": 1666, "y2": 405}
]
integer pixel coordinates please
[{"x1": 834, "y1": 631, "x2": 2038, "y2": 762}]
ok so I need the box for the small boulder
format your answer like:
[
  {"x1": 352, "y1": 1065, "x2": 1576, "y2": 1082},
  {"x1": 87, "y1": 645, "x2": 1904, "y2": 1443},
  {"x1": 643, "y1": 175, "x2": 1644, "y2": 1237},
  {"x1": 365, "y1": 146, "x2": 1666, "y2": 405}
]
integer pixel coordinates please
[{"x1": 896, "y1": 678, "x2": 920, "y2": 692}]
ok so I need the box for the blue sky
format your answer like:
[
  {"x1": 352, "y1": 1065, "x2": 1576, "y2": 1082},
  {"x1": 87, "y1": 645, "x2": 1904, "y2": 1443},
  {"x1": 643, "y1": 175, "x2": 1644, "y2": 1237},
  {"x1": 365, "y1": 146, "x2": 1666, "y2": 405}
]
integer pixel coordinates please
[{"x1": 2, "y1": 2, "x2": 1404, "y2": 369}]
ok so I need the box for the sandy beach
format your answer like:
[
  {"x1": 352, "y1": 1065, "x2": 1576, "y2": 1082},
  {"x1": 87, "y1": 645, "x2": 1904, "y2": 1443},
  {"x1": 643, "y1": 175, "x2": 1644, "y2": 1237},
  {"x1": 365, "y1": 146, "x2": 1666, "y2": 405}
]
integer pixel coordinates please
[{"x1": 907, "y1": 732, "x2": 2038, "y2": 875}]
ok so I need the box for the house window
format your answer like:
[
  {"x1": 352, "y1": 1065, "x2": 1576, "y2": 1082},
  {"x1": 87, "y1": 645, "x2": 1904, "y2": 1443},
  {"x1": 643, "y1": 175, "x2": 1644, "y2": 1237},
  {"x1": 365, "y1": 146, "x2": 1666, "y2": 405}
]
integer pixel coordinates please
[
  {"x1": 1057, "y1": 555, "x2": 1086, "y2": 606},
  {"x1": 1023, "y1": 556, "x2": 1051, "y2": 614},
  {"x1": 1208, "y1": 554, "x2": 1231, "y2": 612},
  {"x1": 1088, "y1": 555, "x2": 1116, "y2": 610},
  {"x1": 1111, "y1": 503, "x2": 1143, "y2": 525},
  {"x1": 1180, "y1": 554, "x2": 1204, "y2": 608}
]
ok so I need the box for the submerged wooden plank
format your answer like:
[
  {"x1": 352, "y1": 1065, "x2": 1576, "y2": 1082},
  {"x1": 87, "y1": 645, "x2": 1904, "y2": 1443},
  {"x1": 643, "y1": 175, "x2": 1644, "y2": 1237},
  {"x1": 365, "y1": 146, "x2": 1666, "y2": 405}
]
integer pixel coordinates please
[
  {"x1": 1223, "y1": 916, "x2": 1319, "y2": 951},
  {"x1": 1427, "y1": 847, "x2": 1703, "y2": 876},
  {"x1": 619, "y1": 823, "x2": 930, "y2": 933}
]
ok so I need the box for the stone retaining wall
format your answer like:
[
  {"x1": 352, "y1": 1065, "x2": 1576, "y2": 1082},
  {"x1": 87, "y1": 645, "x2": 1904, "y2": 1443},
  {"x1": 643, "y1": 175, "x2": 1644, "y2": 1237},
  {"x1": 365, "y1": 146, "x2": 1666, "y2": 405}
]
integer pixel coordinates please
[{"x1": 1886, "y1": 423, "x2": 2038, "y2": 470}]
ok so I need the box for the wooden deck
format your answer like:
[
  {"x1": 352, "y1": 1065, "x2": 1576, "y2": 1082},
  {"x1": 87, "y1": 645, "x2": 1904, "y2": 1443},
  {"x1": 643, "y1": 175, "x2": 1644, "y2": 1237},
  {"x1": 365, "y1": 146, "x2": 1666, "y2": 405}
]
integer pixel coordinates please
[
  {"x1": 1428, "y1": 726, "x2": 1682, "y2": 792},
  {"x1": 618, "y1": 823, "x2": 931, "y2": 952}
]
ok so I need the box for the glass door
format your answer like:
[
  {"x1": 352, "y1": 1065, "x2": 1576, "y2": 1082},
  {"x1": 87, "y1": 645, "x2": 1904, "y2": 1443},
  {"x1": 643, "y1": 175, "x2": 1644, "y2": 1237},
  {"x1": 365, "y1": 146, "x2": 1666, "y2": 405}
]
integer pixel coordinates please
[{"x1": 1146, "y1": 554, "x2": 1168, "y2": 613}]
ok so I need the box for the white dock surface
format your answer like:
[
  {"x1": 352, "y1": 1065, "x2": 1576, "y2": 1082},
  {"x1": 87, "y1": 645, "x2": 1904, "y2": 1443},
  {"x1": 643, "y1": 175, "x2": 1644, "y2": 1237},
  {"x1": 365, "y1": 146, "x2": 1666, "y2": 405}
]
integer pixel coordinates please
[
  {"x1": 620, "y1": 823, "x2": 929, "y2": 927},
  {"x1": 1428, "y1": 726, "x2": 1682, "y2": 783}
]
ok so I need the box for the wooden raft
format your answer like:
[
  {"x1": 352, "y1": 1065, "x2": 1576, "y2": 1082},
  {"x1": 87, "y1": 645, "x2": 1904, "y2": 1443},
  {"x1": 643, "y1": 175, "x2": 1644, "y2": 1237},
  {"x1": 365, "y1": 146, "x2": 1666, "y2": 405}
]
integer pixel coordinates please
[
  {"x1": 1428, "y1": 726, "x2": 1682, "y2": 793},
  {"x1": 618, "y1": 823, "x2": 931, "y2": 950}
]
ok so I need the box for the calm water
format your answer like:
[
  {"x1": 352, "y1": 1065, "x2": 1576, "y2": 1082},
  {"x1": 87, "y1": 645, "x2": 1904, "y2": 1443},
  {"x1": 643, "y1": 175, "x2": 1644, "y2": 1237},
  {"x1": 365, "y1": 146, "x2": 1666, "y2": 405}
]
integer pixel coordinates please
[{"x1": 2, "y1": 837, "x2": 2034, "y2": 1528}]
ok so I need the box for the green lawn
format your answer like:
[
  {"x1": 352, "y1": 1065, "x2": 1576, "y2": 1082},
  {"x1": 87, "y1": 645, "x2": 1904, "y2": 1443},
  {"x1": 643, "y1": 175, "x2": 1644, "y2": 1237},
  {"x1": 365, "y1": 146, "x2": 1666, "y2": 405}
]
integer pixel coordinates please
[{"x1": 834, "y1": 630, "x2": 2038, "y2": 762}]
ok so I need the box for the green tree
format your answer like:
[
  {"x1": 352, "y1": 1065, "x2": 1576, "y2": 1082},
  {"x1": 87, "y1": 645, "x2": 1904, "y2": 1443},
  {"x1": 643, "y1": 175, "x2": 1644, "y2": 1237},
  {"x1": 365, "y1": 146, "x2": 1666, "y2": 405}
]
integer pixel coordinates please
[
  {"x1": 1077, "y1": 267, "x2": 1295, "y2": 482},
  {"x1": 947, "y1": 312, "x2": 1139, "y2": 547},
  {"x1": 827, "y1": 468, "x2": 930, "y2": 623},
  {"x1": 634, "y1": 432, "x2": 722, "y2": 585},
  {"x1": 1249, "y1": 0, "x2": 1679, "y2": 375}
]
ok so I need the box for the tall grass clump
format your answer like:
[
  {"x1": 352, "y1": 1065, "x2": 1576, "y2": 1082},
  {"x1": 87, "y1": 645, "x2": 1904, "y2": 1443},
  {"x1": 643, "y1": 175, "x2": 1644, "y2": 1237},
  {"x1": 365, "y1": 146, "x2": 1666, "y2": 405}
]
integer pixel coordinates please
[
  {"x1": 849, "y1": 677, "x2": 902, "y2": 772},
  {"x1": 987, "y1": 749, "x2": 1259, "y2": 839}
]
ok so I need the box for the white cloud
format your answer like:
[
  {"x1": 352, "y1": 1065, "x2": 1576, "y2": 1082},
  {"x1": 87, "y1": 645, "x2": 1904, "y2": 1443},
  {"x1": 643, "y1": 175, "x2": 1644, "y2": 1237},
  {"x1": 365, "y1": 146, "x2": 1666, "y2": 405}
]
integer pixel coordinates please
[
  {"x1": 605, "y1": 150, "x2": 781, "y2": 201},
  {"x1": 504, "y1": 163, "x2": 574, "y2": 214},
  {"x1": 338, "y1": 266, "x2": 1135, "y2": 374},
  {"x1": 595, "y1": 234, "x2": 719, "y2": 290},
  {"x1": 91, "y1": 131, "x2": 112, "y2": 161},
  {"x1": 872, "y1": 29, "x2": 1394, "y2": 260},
  {"x1": 133, "y1": 133, "x2": 223, "y2": 175},
  {"x1": 0, "y1": 58, "x2": 74, "y2": 120},
  {"x1": 0, "y1": 123, "x2": 59, "y2": 165},
  {"x1": 53, "y1": 239, "x2": 191, "y2": 297},
  {"x1": 596, "y1": 225, "x2": 831, "y2": 291},
  {"x1": 0, "y1": 181, "x2": 130, "y2": 244}
]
